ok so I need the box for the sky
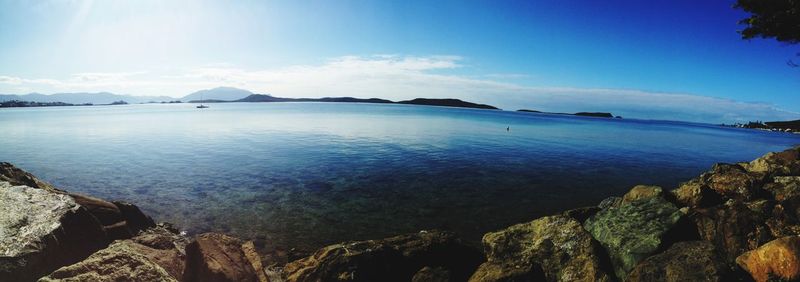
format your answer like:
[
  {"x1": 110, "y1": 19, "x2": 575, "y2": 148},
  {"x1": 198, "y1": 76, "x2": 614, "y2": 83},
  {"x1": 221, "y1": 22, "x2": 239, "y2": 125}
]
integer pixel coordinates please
[{"x1": 0, "y1": 0, "x2": 798, "y2": 123}]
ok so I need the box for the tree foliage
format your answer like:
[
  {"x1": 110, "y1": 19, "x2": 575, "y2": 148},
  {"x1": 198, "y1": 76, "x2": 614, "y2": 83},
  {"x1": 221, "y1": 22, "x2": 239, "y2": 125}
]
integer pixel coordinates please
[{"x1": 735, "y1": 0, "x2": 800, "y2": 44}]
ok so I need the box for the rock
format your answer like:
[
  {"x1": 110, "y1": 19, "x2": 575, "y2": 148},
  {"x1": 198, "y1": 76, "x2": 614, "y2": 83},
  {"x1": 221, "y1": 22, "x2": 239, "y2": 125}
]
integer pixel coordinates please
[
  {"x1": 183, "y1": 233, "x2": 266, "y2": 282},
  {"x1": 468, "y1": 262, "x2": 545, "y2": 282},
  {"x1": 0, "y1": 162, "x2": 154, "y2": 241},
  {"x1": 412, "y1": 266, "x2": 450, "y2": 282},
  {"x1": 39, "y1": 241, "x2": 178, "y2": 282},
  {"x1": 130, "y1": 225, "x2": 191, "y2": 280},
  {"x1": 736, "y1": 236, "x2": 800, "y2": 282},
  {"x1": 693, "y1": 200, "x2": 774, "y2": 263},
  {"x1": 597, "y1": 196, "x2": 622, "y2": 209},
  {"x1": 242, "y1": 241, "x2": 269, "y2": 282},
  {"x1": 0, "y1": 181, "x2": 108, "y2": 282},
  {"x1": 132, "y1": 223, "x2": 190, "y2": 252},
  {"x1": 743, "y1": 146, "x2": 800, "y2": 176},
  {"x1": 113, "y1": 201, "x2": 156, "y2": 235},
  {"x1": 764, "y1": 176, "x2": 800, "y2": 202},
  {"x1": 471, "y1": 214, "x2": 612, "y2": 282},
  {"x1": 561, "y1": 206, "x2": 600, "y2": 223},
  {"x1": 583, "y1": 195, "x2": 689, "y2": 280},
  {"x1": 284, "y1": 230, "x2": 483, "y2": 282},
  {"x1": 622, "y1": 185, "x2": 663, "y2": 204},
  {"x1": 0, "y1": 162, "x2": 60, "y2": 192},
  {"x1": 705, "y1": 163, "x2": 766, "y2": 201},
  {"x1": 626, "y1": 241, "x2": 729, "y2": 282},
  {"x1": 672, "y1": 179, "x2": 722, "y2": 208}
]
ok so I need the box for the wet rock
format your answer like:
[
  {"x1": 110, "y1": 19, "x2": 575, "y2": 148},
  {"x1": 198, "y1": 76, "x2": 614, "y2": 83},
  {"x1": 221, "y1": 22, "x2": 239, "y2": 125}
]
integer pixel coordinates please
[
  {"x1": 743, "y1": 146, "x2": 800, "y2": 176},
  {"x1": 0, "y1": 181, "x2": 107, "y2": 282},
  {"x1": 736, "y1": 236, "x2": 800, "y2": 282},
  {"x1": 183, "y1": 233, "x2": 266, "y2": 282},
  {"x1": 39, "y1": 241, "x2": 178, "y2": 282},
  {"x1": 583, "y1": 195, "x2": 688, "y2": 280},
  {"x1": 471, "y1": 214, "x2": 612, "y2": 282},
  {"x1": 622, "y1": 185, "x2": 663, "y2": 204},
  {"x1": 284, "y1": 230, "x2": 482, "y2": 282},
  {"x1": 693, "y1": 200, "x2": 774, "y2": 263},
  {"x1": 626, "y1": 241, "x2": 729, "y2": 282},
  {"x1": 412, "y1": 266, "x2": 450, "y2": 282}
]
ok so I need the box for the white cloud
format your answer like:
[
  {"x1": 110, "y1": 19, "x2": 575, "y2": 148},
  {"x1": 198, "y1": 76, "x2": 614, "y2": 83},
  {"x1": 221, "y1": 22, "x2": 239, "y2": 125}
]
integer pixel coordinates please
[{"x1": 1, "y1": 55, "x2": 798, "y2": 123}]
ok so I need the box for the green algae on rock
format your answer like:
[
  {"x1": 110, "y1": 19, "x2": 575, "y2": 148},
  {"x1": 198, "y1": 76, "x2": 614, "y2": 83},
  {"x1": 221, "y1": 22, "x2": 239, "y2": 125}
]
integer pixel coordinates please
[
  {"x1": 471, "y1": 214, "x2": 612, "y2": 282},
  {"x1": 583, "y1": 194, "x2": 688, "y2": 280}
]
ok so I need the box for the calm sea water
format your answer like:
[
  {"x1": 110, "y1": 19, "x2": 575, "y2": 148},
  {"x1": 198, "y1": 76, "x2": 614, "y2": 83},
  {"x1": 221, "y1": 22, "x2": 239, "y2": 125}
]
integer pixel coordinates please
[{"x1": 2, "y1": 102, "x2": 799, "y2": 257}]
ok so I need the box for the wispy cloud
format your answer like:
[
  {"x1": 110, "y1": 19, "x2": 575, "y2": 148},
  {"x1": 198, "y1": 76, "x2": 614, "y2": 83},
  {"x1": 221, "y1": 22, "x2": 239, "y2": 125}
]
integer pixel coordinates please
[{"x1": 1, "y1": 55, "x2": 798, "y2": 123}]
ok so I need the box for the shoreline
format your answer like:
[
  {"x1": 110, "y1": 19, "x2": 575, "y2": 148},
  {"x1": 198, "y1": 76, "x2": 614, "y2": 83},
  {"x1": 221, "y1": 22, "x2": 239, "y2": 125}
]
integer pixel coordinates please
[{"x1": 1, "y1": 146, "x2": 800, "y2": 281}]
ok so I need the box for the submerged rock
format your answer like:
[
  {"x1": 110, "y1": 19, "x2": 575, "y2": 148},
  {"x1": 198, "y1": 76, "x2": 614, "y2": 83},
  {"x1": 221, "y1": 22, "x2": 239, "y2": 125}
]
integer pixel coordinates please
[
  {"x1": 39, "y1": 241, "x2": 178, "y2": 282},
  {"x1": 736, "y1": 236, "x2": 800, "y2": 282},
  {"x1": 470, "y1": 214, "x2": 612, "y2": 282},
  {"x1": 0, "y1": 181, "x2": 107, "y2": 282},
  {"x1": 183, "y1": 233, "x2": 266, "y2": 282},
  {"x1": 626, "y1": 241, "x2": 729, "y2": 282},
  {"x1": 284, "y1": 230, "x2": 482, "y2": 282},
  {"x1": 583, "y1": 194, "x2": 688, "y2": 280}
]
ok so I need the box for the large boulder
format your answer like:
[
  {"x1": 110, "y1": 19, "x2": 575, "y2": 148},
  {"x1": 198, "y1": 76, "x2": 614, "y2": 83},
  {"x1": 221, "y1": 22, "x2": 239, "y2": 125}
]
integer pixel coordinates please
[
  {"x1": 39, "y1": 241, "x2": 178, "y2": 282},
  {"x1": 622, "y1": 185, "x2": 663, "y2": 204},
  {"x1": 626, "y1": 241, "x2": 729, "y2": 282},
  {"x1": 692, "y1": 200, "x2": 774, "y2": 263},
  {"x1": 672, "y1": 178, "x2": 723, "y2": 208},
  {"x1": 736, "y1": 236, "x2": 800, "y2": 282},
  {"x1": 0, "y1": 181, "x2": 108, "y2": 282},
  {"x1": 183, "y1": 232, "x2": 267, "y2": 282},
  {"x1": 742, "y1": 146, "x2": 800, "y2": 176},
  {"x1": 470, "y1": 215, "x2": 612, "y2": 282},
  {"x1": 284, "y1": 230, "x2": 483, "y2": 282},
  {"x1": 129, "y1": 224, "x2": 191, "y2": 280},
  {"x1": 583, "y1": 194, "x2": 690, "y2": 280},
  {"x1": 0, "y1": 163, "x2": 155, "y2": 240},
  {"x1": 672, "y1": 163, "x2": 768, "y2": 208}
]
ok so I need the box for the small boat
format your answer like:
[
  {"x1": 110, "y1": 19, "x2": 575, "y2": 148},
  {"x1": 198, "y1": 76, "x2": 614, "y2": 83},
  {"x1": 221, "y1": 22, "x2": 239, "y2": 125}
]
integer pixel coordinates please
[{"x1": 196, "y1": 104, "x2": 209, "y2": 109}]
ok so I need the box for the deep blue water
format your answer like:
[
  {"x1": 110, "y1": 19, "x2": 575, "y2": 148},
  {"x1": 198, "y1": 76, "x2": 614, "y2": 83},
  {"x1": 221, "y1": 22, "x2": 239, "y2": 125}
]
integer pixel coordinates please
[{"x1": 1, "y1": 102, "x2": 799, "y2": 256}]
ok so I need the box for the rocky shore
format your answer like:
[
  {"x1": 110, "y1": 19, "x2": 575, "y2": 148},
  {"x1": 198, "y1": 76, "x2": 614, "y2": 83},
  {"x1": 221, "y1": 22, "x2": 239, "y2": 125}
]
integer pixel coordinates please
[{"x1": 2, "y1": 146, "x2": 800, "y2": 281}]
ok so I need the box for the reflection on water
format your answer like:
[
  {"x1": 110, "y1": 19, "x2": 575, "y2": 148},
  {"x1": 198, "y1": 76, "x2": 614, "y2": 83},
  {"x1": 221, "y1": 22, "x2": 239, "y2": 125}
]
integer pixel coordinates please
[{"x1": 2, "y1": 102, "x2": 799, "y2": 255}]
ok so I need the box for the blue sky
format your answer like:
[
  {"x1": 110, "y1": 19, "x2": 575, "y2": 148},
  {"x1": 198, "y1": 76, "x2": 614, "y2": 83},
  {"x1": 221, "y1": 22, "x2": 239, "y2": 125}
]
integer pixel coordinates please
[{"x1": 0, "y1": 0, "x2": 798, "y2": 123}]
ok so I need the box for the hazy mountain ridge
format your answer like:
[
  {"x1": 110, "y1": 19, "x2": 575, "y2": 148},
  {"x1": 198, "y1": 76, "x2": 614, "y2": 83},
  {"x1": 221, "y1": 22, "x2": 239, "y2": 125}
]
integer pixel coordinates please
[{"x1": 0, "y1": 92, "x2": 174, "y2": 104}]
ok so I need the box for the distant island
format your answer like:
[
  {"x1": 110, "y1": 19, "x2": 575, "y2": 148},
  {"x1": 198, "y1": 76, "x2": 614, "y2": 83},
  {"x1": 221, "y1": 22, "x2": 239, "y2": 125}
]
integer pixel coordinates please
[{"x1": 518, "y1": 109, "x2": 618, "y2": 118}]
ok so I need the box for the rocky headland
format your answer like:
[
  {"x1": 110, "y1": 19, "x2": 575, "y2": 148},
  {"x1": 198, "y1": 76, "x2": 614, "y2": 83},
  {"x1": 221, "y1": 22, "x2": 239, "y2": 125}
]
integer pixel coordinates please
[{"x1": 2, "y1": 146, "x2": 800, "y2": 281}]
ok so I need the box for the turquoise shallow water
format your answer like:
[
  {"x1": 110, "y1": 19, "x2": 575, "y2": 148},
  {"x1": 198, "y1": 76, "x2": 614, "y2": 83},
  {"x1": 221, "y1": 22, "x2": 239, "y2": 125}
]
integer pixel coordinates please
[{"x1": 1, "y1": 102, "x2": 799, "y2": 255}]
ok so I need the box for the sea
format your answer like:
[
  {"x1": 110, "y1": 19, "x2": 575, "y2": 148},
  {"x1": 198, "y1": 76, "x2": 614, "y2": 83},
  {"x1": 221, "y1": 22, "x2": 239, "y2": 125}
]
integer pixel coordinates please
[{"x1": 2, "y1": 102, "x2": 799, "y2": 257}]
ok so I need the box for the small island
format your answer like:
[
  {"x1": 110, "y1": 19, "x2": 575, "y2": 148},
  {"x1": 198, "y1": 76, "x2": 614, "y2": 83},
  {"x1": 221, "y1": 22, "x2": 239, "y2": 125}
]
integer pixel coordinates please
[{"x1": 518, "y1": 109, "x2": 618, "y2": 118}]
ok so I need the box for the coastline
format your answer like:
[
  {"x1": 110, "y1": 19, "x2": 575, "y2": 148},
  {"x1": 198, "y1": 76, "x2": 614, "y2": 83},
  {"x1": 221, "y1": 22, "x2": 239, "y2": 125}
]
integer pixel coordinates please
[{"x1": 2, "y1": 146, "x2": 800, "y2": 281}]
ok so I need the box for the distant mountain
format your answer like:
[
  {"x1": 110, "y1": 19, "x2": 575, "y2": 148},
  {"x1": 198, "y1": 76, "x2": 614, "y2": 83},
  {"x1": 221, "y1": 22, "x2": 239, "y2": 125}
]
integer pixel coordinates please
[
  {"x1": 398, "y1": 98, "x2": 499, "y2": 110},
  {"x1": 181, "y1": 87, "x2": 253, "y2": 102},
  {"x1": 0, "y1": 92, "x2": 173, "y2": 104},
  {"x1": 235, "y1": 94, "x2": 393, "y2": 104}
]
